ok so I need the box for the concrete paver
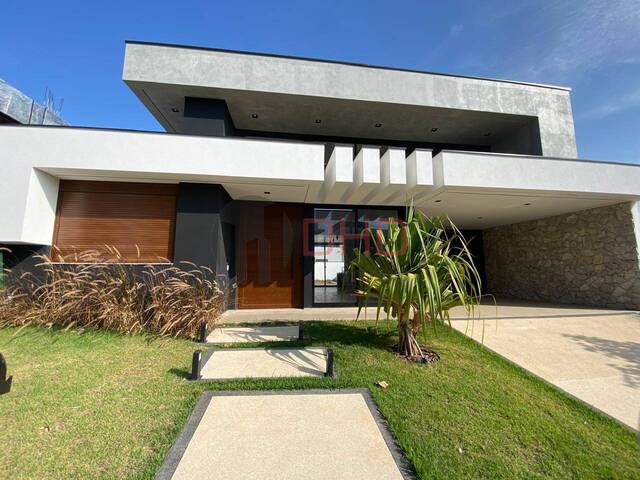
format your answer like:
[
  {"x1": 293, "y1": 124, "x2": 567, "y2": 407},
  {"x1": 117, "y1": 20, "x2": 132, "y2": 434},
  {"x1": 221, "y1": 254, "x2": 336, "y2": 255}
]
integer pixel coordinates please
[
  {"x1": 206, "y1": 325, "x2": 300, "y2": 343},
  {"x1": 220, "y1": 308, "x2": 362, "y2": 323},
  {"x1": 199, "y1": 347, "x2": 329, "y2": 380},
  {"x1": 157, "y1": 390, "x2": 411, "y2": 480}
]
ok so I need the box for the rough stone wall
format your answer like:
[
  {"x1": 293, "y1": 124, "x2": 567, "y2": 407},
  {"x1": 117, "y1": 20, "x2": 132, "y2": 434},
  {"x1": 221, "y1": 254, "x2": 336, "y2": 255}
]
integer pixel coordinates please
[{"x1": 484, "y1": 202, "x2": 640, "y2": 309}]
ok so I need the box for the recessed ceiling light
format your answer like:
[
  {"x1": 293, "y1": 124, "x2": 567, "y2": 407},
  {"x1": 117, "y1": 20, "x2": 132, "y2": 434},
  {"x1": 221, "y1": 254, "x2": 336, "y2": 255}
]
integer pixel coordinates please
[
  {"x1": 251, "y1": 113, "x2": 259, "y2": 119},
  {"x1": 524, "y1": 202, "x2": 531, "y2": 205},
  {"x1": 375, "y1": 123, "x2": 382, "y2": 128},
  {"x1": 171, "y1": 107, "x2": 179, "y2": 113},
  {"x1": 264, "y1": 191, "x2": 271, "y2": 195},
  {"x1": 315, "y1": 119, "x2": 322, "y2": 124},
  {"x1": 431, "y1": 127, "x2": 438, "y2": 132},
  {"x1": 483, "y1": 132, "x2": 491, "y2": 137},
  {"x1": 434, "y1": 200, "x2": 442, "y2": 203}
]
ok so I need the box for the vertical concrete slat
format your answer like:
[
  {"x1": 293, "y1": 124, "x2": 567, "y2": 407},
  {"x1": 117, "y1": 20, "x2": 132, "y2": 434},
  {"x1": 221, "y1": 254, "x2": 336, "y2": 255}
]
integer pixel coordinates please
[
  {"x1": 342, "y1": 146, "x2": 380, "y2": 204},
  {"x1": 319, "y1": 144, "x2": 354, "y2": 203}
]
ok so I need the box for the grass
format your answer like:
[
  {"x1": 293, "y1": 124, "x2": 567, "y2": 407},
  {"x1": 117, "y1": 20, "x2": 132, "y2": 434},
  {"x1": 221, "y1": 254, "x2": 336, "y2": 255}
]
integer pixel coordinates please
[{"x1": 0, "y1": 322, "x2": 639, "y2": 479}]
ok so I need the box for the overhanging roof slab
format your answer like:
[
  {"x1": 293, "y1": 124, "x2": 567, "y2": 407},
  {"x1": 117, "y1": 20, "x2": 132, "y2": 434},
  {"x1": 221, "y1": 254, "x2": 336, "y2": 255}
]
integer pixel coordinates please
[
  {"x1": 123, "y1": 41, "x2": 577, "y2": 157},
  {"x1": 435, "y1": 150, "x2": 640, "y2": 197},
  {"x1": 420, "y1": 150, "x2": 640, "y2": 229}
]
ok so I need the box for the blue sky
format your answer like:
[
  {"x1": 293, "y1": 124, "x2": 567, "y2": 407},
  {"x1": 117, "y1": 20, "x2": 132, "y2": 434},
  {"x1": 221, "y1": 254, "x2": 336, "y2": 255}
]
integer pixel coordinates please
[{"x1": 2, "y1": 0, "x2": 639, "y2": 163}]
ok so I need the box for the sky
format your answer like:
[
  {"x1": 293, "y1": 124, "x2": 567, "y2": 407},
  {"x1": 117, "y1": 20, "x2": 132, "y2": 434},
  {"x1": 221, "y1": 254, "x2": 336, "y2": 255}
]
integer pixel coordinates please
[{"x1": 2, "y1": 0, "x2": 639, "y2": 163}]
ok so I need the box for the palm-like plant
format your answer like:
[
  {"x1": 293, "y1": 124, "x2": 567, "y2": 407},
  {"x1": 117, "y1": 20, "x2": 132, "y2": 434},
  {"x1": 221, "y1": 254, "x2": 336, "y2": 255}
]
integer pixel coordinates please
[{"x1": 349, "y1": 205, "x2": 481, "y2": 359}]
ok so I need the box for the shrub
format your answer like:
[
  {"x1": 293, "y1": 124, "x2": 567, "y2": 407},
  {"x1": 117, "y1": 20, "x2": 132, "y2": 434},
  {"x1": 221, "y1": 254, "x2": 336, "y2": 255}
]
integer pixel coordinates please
[
  {"x1": 0, "y1": 248, "x2": 224, "y2": 338},
  {"x1": 349, "y1": 205, "x2": 481, "y2": 360}
]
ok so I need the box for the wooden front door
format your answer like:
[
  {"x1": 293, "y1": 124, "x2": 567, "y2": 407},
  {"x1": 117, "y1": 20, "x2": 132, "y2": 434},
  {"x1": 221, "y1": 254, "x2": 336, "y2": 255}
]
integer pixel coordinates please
[{"x1": 236, "y1": 204, "x2": 303, "y2": 309}]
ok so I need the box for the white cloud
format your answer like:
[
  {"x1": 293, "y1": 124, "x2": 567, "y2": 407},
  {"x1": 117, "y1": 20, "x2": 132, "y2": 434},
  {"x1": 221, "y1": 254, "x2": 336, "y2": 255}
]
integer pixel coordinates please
[
  {"x1": 496, "y1": 0, "x2": 640, "y2": 83},
  {"x1": 581, "y1": 88, "x2": 640, "y2": 119}
]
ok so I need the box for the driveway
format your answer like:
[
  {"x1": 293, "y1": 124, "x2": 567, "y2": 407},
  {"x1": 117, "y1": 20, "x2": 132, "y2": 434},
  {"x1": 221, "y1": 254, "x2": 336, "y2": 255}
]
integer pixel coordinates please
[{"x1": 449, "y1": 299, "x2": 640, "y2": 430}]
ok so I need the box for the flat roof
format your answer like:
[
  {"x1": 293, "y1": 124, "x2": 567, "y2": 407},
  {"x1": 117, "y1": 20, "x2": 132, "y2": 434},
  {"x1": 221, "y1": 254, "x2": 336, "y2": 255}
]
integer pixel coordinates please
[
  {"x1": 123, "y1": 41, "x2": 578, "y2": 155},
  {"x1": 125, "y1": 40, "x2": 571, "y2": 92}
]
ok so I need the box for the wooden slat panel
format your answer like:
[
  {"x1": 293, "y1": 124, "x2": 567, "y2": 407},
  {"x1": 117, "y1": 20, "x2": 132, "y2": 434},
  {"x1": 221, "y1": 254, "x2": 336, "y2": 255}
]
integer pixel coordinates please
[{"x1": 53, "y1": 181, "x2": 177, "y2": 263}]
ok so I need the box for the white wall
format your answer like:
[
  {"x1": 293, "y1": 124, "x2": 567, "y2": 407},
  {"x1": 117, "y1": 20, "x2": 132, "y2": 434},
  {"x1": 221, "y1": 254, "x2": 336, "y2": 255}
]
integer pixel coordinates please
[
  {"x1": 2, "y1": 126, "x2": 640, "y2": 246},
  {"x1": 0, "y1": 126, "x2": 325, "y2": 245},
  {"x1": 435, "y1": 150, "x2": 640, "y2": 196}
]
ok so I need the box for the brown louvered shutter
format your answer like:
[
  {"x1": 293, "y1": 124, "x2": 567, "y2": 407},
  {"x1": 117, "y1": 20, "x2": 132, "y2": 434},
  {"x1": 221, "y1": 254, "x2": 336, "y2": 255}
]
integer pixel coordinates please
[{"x1": 52, "y1": 180, "x2": 177, "y2": 263}]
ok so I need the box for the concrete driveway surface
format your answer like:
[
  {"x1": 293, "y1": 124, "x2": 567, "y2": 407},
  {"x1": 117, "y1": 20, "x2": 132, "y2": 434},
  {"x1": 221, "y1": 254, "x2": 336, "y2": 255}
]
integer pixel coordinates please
[{"x1": 449, "y1": 299, "x2": 640, "y2": 430}]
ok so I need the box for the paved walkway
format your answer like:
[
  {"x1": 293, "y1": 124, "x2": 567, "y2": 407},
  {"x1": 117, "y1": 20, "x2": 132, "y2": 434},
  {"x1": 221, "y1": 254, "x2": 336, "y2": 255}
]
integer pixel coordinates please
[
  {"x1": 157, "y1": 390, "x2": 413, "y2": 480},
  {"x1": 206, "y1": 325, "x2": 300, "y2": 343},
  {"x1": 199, "y1": 347, "x2": 330, "y2": 380},
  {"x1": 449, "y1": 299, "x2": 640, "y2": 430},
  {"x1": 220, "y1": 307, "x2": 363, "y2": 323}
]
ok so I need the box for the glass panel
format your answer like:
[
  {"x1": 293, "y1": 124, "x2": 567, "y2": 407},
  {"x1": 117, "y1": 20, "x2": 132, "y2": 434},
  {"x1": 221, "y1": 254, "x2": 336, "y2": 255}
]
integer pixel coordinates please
[
  {"x1": 312, "y1": 208, "x2": 399, "y2": 304},
  {"x1": 357, "y1": 208, "x2": 400, "y2": 231},
  {"x1": 313, "y1": 209, "x2": 356, "y2": 304}
]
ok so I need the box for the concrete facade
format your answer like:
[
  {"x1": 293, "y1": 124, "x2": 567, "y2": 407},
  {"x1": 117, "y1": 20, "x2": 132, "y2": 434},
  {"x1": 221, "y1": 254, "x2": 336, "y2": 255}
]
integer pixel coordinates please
[
  {"x1": 484, "y1": 202, "x2": 640, "y2": 309},
  {"x1": 123, "y1": 42, "x2": 577, "y2": 157}
]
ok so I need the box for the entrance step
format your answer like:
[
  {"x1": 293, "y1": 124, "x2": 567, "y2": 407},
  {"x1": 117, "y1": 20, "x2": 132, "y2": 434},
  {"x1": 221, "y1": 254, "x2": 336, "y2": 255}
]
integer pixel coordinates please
[
  {"x1": 203, "y1": 324, "x2": 303, "y2": 344},
  {"x1": 155, "y1": 389, "x2": 415, "y2": 480},
  {"x1": 218, "y1": 307, "x2": 362, "y2": 324},
  {"x1": 190, "y1": 347, "x2": 335, "y2": 380}
]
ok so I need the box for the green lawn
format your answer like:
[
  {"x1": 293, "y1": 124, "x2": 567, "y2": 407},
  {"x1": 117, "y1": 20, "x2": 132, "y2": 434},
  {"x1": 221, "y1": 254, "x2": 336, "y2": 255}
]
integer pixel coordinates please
[{"x1": 0, "y1": 322, "x2": 638, "y2": 479}]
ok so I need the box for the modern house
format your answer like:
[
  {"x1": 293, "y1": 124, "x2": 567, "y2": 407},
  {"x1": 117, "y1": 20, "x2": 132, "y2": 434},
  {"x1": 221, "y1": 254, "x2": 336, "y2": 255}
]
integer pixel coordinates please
[{"x1": 2, "y1": 41, "x2": 640, "y2": 310}]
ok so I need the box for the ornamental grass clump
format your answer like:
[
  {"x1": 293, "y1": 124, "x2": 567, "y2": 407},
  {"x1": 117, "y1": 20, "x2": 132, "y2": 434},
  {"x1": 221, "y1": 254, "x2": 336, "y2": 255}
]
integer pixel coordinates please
[
  {"x1": 0, "y1": 247, "x2": 223, "y2": 338},
  {"x1": 349, "y1": 205, "x2": 481, "y2": 361}
]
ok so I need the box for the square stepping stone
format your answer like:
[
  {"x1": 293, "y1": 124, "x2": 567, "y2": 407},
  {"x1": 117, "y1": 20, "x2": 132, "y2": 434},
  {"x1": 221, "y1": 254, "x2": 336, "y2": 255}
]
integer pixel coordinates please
[
  {"x1": 155, "y1": 389, "x2": 415, "y2": 480},
  {"x1": 205, "y1": 324, "x2": 301, "y2": 344},
  {"x1": 194, "y1": 347, "x2": 333, "y2": 380}
]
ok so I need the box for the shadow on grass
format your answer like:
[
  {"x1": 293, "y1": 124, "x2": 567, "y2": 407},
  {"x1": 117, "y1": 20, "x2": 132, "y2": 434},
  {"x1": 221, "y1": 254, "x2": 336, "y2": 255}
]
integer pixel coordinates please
[
  {"x1": 300, "y1": 321, "x2": 397, "y2": 349},
  {"x1": 206, "y1": 321, "x2": 397, "y2": 350},
  {"x1": 168, "y1": 367, "x2": 191, "y2": 379},
  {"x1": 194, "y1": 322, "x2": 398, "y2": 353}
]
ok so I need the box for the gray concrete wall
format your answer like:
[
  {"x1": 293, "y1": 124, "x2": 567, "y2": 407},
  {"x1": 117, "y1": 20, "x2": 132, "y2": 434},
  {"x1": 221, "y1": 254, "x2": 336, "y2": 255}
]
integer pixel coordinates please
[
  {"x1": 484, "y1": 202, "x2": 640, "y2": 309},
  {"x1": 124, "y1": 42, "x2": 578, "y2": 158}
]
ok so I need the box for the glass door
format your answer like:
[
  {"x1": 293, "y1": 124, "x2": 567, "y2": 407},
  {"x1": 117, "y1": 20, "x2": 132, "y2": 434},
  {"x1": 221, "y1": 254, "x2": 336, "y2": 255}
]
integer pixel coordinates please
[
  {"x1": 312, "y1": 207, "x2": 399, "y2": 305},
  {"x1": 313, "y1": 209, "x2": 356, "y2": 304}
]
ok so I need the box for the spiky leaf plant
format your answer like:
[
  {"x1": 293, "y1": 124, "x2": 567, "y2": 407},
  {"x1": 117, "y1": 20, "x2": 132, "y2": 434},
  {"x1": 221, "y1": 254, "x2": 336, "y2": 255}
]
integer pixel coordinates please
[{"x1": 349, "y1": 205, "x2": 481, "y2": 359}]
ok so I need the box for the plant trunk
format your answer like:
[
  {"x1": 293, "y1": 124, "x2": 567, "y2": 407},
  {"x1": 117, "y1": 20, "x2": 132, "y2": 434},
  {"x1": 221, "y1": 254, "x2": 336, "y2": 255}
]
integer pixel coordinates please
[
  {"x1": 398, "y1": 309, "x2": 423, "y2": 359},
  {"x1": 411, "y1": 308, "x2": 422, "y2": 336}
]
